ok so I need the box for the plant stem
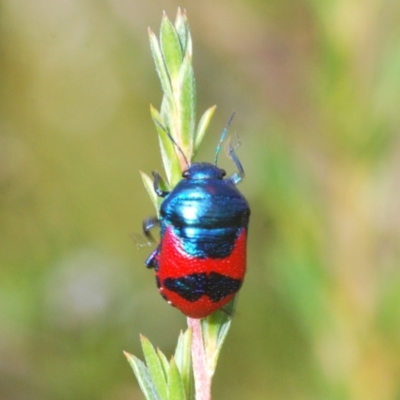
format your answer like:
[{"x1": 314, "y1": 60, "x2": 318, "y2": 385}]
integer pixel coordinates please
[{"x1": 187, "y1": 318, "x2": 211, "y2": 400}]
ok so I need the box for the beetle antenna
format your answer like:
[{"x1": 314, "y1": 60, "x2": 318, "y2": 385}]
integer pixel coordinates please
[
  {"x1": 154, "y1": 120, "x2": 190, "y2": 169},
  {"x1": 214, "y1": 112, "x2": 235, "y2": 166}
]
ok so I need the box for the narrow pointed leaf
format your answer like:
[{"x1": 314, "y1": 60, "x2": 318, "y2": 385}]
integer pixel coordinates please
[
  {"x1": 174, "y1": 8, "x2": 188, "y2": 54},
  {"x1": 176, "y1": 9, "x2": 192, "y2": 58},
  {"x1": 160, "y1": 96, "x2": 169, "y2": 127},
  {"x1": 160, "y1": 12, "x2": 183, "y2": 82},
  {"x1": 149, "y1": 28, "x2": 173, "y2": 101},
  {"x1": 178, "y1": 52, "x2": 196, "y2": 157},
  {"x1": 141, "y1": 336, "x2": 168, "y2": 399},
  {"x1": 140, "y1": 171, "x2": 159, "y2": 212},
  {"x1": 186, "y1": 31, "x2": 192, "y2": 59},
  {"x1": 174, "y1": 329, "x2": 193, "y2": 400},
  {"x1": 167, "y1": 358, "x2": 186, "y2": 400},
  {"x1": 157, "y1": 348, "x2": 170, "y2": 378},
  {"x1": 150, "y1": 105, "x2": 181, "y2": 185},
  {"x1": 124, "y1": 351, "x2": 162, "y2": 400},
  {"x1": 194, "y1": 105, "x2": 217, "y2": 154}
]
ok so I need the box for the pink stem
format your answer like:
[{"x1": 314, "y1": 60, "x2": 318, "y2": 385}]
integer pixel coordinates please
[{"x1": 187, "y1": 317, "x2": 211, "y2": 400}]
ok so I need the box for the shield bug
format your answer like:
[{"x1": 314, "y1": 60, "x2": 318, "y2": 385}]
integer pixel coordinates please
[{"x1": 143, "y1": 115, "x2": 250, "y2": 318}]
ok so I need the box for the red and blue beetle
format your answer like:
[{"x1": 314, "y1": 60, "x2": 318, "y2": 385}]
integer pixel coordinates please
[{"x1": 143, "y1": 116, "x2": 250, "y2": 318}]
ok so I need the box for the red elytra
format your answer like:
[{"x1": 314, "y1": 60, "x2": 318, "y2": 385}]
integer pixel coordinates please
[{"x1": 156, "y1": 226, "x2": 247, "y2": 318}]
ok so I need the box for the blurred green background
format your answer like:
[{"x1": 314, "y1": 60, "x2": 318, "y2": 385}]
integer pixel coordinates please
[{"x1": 1, "y1": 0, "x2": 400, "y2": 399}]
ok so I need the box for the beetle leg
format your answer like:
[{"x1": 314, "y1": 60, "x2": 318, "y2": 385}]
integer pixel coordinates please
[
  {"x1": 152, "y1": 171, "x2": 170, "y2": 197},
  {"x1": 227, "y1": 135, "x2": 245, "y2": 185},
  {"x1": 142, "y1": 216, "x2": 160, "y2": 241},
  {"x1": 214, "y1": 112, "x2": 235, "y2": 165},
  {"x1": 143, "y1": 217, "x2": 160, "y2": 269},
  {"x1": 145, "y1": 246, "x2": 160, "y2": 269}
]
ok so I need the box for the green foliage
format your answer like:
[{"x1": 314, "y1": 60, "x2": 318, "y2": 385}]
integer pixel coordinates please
[
  {"x1": 144, "y1": 9, "x2": 215, "y2": 189},
  {"x1": 124, "y1": 331, "x2": 193, "y2": 400}
]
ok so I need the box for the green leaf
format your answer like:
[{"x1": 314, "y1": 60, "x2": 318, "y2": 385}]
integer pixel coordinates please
[
  {"x1": 174, "y1": 8, "x2": 189, "y2": 55},
  {"x1": 140, "y1": 171, "x2": 159, "y2": 212},
  {"x1": 157, "y1": 348, "x2": 170, "y2": 378},
  {"x1": 194, "y1": 105, "x2": 217, "y2": 154},
  {"x1": 124, "y1": 351, "x2": 162, "y2": 400},
  {"x1": 141, "y1": 335, "x2": 168, "y2": 399},
  {"x1": 150, "y1": 105, "x2": 181, "y2": 185},
  {"x1": 167, "y1": 358, "x2": 186, "y2": 400},
  {"x1": 148, "y1": 28, "x2": 173, "y2": 102},
  {"x1": 160, "y1": 12, "x2": 183, "y2": 82},
  {"x1": 174, "y1": 329, "x2": 193, "y2": 399},
  {"x1": 177, "y1": 52, "x2": 196, "y2": 157},
  {"x1": 160, "y1": 96, "x2": 169, "y2": 125}
]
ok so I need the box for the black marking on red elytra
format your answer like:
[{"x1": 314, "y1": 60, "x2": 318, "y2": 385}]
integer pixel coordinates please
[{"x1": 163, "y1": 272, "x2": 242, "y2": 303}]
